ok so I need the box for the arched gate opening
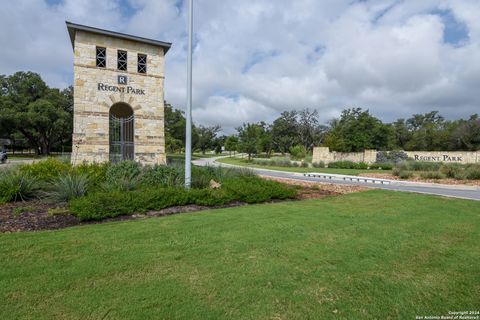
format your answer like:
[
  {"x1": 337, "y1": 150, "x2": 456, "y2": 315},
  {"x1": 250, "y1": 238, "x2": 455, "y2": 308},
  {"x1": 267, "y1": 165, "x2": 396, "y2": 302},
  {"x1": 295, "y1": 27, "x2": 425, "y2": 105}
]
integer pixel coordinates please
[{"x1": 109, "y1": 103, "x2": 134, "y2": 162}]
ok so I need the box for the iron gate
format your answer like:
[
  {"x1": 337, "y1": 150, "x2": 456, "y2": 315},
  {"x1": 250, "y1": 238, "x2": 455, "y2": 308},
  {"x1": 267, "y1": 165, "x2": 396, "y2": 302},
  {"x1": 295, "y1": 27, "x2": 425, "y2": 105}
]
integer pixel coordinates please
[{"x1": 109, "y1": 114, "x2": 134, "y2": 162}]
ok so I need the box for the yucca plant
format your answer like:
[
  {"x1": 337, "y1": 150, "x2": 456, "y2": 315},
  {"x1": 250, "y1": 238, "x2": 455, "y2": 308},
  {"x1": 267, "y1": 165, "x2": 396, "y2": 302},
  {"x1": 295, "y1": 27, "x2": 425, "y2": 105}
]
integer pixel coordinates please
[
  {"x1": 46, "y1": 172, "x2": 90, "y2": 202},
  {"x1": 0, "y1": 169, "x2": 41, "y2": 202}
]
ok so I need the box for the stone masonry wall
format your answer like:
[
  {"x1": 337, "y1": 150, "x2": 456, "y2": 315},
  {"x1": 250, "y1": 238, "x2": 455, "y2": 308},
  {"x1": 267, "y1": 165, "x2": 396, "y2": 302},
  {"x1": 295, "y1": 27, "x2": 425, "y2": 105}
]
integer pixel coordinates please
[
  {"x1": 312, "y1": 147, "x2": 479, "y2": 165},
  {"x1": 312, "y1": 147, "x2": 377, "y2": 164},
  {"x1": 72, "y1": 30, "x2": 166, "y2": 165}
]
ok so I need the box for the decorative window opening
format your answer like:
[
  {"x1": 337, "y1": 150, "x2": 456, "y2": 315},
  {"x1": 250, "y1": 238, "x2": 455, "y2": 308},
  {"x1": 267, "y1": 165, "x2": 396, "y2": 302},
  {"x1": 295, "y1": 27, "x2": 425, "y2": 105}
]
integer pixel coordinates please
[
  {"x1": 96, "y1": 47, "x2": 106, "y2": 68},
  {"x1": 117, "y1": 50, "x2": 127, "y2": 71},
  {"x1": 138, "y1": 54, "x2": 147, "y2": 73}
]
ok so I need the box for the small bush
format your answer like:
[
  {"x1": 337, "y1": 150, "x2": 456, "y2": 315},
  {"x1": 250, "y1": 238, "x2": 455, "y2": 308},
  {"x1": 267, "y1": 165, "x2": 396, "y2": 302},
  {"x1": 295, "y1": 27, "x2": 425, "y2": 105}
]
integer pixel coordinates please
[
  {"x1": 393, "y1": 168, "x2": 413, "y2": 179},
  {"x1": 300, "y1": 161, "x2": 309, "y2": 168},
  {"x1": 0, "y1": 169, "x2": 41, "y2": 202},
  {"x1": 312, "y1": 161, "x2": 325, "y2": 168},
  {"x1": 222, "y1": 176, "x2": 296, "y2": 204},
  {"x1": 398, "y1": 170, "x2": 413, "y2": 179},
  {"x1": 19, "y1": 158, "x2": 70, "y2": 181},
  {"x1": 420, "y1": 171, "x2": 446, "y2": 180},
  {"x1": 289, "y1": 145, "x2": 307, "y2": 160},
  {"x1": 252, "y1": 159, "x2": 270, "y2": 166},
  {"x1": 69, "y1": 189, "x2": 137, "y2": 220},
  {"x1": 104, "y1": 161, "x2": 142, "y2": 191},
  {"x1": 328, "y1": 161, "x2": 368, "y2": 169},
  {"x1": 45, "y1": 172, "x2": 90, "y2": 202},
  {"x1": 141, "y1": 165, "x2": 184, "y2": 187},
  {"x1": 269, "y1": 156, "x2": 293, "y2": 167},
  {"x1": 397, "y1": 161, "x2": 441, "y2": 172},
  {"x1": 440, "y1": 163, "x2": 463, "y2": 179},
  {"x1": 464, "y1": 166, "x2": 480, "y2": 180},
  {"x1": 73, "y1": 162, "x2": 108, "y2": 188}
]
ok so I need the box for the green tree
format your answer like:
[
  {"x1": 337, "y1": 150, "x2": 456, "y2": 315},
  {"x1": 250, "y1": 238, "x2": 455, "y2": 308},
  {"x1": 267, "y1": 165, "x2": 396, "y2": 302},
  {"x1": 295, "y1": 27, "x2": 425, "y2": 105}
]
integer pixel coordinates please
[
  {"x1": 224, "y1": 135, "x2": 238, "y2": 156},
  {"x1": 0, "y1": 72, "x2": 72, "y2": 155},
  {"x1": 237, "y1": 123, "x2": 265, "y2": 160},
  {"x1": 325, "y1": 108, "x2": 394, "y2": 152},
  {"x1": 271, "y1": 111, "x2": 299, "y2": 154},
  {"x1": 405, "y1": 111, "x2": 448, "y2": 151},
  {"x1": 298, "y1": 109, "x2": 326, "y2": 151},
  {"x1": 195, "y1": 125, "x2": 221, "y2": 154},
  {"x1": 449, "y1": 114, "x2": 480, "y2": 151},
  {"x1": 164, "y1": 103, "x2": 186, "y2": 153}
]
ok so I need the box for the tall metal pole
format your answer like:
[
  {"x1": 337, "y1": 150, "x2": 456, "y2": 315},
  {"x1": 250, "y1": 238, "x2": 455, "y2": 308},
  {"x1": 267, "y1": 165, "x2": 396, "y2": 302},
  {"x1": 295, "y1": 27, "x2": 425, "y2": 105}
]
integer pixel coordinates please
[{"x1": 185, "y1": 0, "x2": 193, "y2": 188}]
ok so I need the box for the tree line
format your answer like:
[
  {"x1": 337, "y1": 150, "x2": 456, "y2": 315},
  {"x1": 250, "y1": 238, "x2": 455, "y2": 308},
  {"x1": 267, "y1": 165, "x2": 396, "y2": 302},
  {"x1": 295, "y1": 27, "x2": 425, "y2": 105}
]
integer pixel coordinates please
[
  {"x1": 167, "y1": 106, "x2": 480, "y2": 158},
  {"x1": 1, "y1": 72, "x2": 479, "y2": 156}
]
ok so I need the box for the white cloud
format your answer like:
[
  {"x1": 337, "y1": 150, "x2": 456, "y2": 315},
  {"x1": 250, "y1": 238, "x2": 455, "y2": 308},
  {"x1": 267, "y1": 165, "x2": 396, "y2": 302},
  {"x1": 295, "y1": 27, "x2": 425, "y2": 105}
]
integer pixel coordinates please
[{"x1": 1, "y1": 0, "x2": 479, "y2": 130}]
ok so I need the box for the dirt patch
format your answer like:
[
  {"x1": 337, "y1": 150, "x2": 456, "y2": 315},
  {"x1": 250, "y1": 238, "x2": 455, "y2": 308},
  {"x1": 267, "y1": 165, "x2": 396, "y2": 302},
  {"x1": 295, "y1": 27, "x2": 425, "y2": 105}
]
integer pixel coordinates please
[
  {"x1": 0, "y1": 201, "x2": 80, "y2": 233},
  {"x1": 359, "y1": 173, "x2": 480, "y2": 187}
]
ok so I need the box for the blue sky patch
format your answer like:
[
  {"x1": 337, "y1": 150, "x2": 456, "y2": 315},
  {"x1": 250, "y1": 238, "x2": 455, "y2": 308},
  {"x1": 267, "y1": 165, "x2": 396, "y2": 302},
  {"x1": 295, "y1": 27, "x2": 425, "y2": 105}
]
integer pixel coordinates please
[{"x1": 433, "y1": 9, "x2": 469, "y2": 47}]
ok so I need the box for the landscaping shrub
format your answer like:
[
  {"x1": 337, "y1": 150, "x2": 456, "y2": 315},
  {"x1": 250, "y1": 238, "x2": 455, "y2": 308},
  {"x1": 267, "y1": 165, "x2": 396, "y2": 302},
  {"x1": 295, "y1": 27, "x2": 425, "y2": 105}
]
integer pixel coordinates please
[
  {"x1": 69, "y1": 175, "x2": 297, "y2": 221},
  {"x1": 72, "y1": 162, "x2": 108, "y2": 188},
  {"x1": 252, "y1": 159, "x2": 270, "y2": 166},
  {"x1": 393, "y1": 168, "x2": 413, "y2": 179},
  {"x1": 104, "y1": 161, "x2": 142, "y2": 191},
  {"x1": 222, "y1": 176, "x2": 296, "y2": 204},
  {"x1": 289, "y1": 145, "x2": 307, "y2": 160},
  {"x1": 141, "y1": 165, "x2": 184, "y2": 187},
  {"x1": 69, "y1": 189, "x2": 137, "y2": 220},
  {"x1": 0, "y1": 169, "x2": 41, "y2": 202},
  {"x1": 45, "y1": 172, "x2": 90, "y2": 202},
  {"x1": 396, "y1": 161, "x2": 441, "y2": 172},
  {"x1": 464, "y1": 165, "x2": 480, "y2": 180},
  {"x1": 312, "y1": 161, "x2": 325, "y2": 168},
  {"x1": 420, "y1": 171, "x2": 446, "y2": 180},
  {"x1": 19, "y1": 158, "x2": 70, "y2": 181},
  {"x1": 440, "y1": 163, "x2": 463, "y2": 179},
  {"x1": 300, "y1": 161, "x2": 309, "y2": 168},
  {"x1": 328, "y1": 161, "x2": 368, "y2": 169},
  {"x1": 269, "y1": 156, "x2": 293, "y2": 167}
]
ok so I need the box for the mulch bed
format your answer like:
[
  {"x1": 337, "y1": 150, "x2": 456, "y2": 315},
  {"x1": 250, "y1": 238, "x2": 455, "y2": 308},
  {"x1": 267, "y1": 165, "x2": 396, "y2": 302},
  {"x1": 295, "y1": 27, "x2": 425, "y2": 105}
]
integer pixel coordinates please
[{"x1": 0, "y1": 185, "x2": 345, "y2": 233}]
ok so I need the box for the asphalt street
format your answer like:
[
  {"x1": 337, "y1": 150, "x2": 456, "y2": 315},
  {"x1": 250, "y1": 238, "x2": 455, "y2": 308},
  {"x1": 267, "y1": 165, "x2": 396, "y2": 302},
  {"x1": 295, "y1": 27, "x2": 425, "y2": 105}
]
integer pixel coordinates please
[{"x1": 193, "y1": 156, "x2": 480, "y2": 201}]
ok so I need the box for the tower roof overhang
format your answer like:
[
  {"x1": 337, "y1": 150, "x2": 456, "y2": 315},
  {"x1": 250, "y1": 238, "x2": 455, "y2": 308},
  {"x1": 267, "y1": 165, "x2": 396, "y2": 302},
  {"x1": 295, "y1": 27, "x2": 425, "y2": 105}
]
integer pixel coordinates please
[{"x1": 66, "y1": 21, "x2": 172, "y2": 54}]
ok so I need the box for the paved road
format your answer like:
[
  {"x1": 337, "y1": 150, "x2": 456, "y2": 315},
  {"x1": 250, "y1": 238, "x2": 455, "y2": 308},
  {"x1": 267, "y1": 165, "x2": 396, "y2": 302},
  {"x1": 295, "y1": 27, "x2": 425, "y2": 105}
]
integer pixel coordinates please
[{"x1": 193, "y1": 156, "x2": 480, "y2": 201}]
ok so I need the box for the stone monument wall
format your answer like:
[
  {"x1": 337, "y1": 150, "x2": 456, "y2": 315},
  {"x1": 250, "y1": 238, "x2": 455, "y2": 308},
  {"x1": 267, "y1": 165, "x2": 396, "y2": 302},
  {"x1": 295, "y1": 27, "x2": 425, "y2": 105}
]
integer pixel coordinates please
[
  {"x1": 312, "y1": 147, "x2": 479, "y2": 165},
  {"x1": 71, "y1": 30, "x2": 166, "y2": 165}
]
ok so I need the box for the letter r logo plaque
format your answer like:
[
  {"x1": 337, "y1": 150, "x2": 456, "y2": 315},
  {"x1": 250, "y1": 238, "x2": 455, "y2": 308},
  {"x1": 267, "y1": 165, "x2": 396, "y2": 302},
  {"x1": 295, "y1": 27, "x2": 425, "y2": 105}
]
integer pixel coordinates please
[{"x1": 118, "y1": 75, "x2": 128, "y2": 85}]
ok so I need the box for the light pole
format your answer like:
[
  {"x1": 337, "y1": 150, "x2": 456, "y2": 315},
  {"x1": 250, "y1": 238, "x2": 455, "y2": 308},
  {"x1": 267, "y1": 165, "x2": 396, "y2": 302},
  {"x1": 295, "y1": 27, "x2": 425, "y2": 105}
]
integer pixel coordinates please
[{"x1": 185, "y1": 0, "x2": 193, "y2": 188}]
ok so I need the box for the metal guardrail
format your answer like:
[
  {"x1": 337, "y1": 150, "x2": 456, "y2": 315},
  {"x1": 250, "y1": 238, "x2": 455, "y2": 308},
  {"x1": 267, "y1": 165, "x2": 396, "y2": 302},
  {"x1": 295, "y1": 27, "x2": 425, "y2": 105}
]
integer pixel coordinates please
[{"x1": 304, "y1": 172, "x2": 392, "y2": 185}]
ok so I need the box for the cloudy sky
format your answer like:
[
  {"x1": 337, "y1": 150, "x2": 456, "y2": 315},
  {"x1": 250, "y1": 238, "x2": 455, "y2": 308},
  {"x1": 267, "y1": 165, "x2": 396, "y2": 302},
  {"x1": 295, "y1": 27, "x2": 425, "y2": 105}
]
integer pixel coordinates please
[{"x1": 1, "y1": 0, "x2": 479, "y2": 132}]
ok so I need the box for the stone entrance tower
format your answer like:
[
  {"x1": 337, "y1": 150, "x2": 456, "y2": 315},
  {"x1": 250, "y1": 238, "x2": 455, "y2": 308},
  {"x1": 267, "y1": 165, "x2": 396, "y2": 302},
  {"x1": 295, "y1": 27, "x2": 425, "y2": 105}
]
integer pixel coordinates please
[{"x1": 66, "y1": 21, "x2": 171, "y2": 165}]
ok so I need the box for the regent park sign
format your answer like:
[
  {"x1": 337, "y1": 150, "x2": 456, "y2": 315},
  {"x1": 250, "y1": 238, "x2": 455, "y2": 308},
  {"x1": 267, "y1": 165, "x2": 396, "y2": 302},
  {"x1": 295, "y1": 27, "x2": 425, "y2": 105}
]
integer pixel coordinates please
[
  {"x1": 412, "y1": 154, "x2": 463, "y2": 162},
  {"x1": 97, "y1": 75, "x2": 146, "y2": 95}
]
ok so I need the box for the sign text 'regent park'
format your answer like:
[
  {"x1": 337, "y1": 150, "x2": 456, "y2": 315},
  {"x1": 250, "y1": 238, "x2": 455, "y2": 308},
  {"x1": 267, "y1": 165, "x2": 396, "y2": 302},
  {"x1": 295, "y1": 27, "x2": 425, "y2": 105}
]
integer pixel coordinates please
[
  {"x1": 97, "y1": 83, "x2": 145, "y2": 95},
  {"x1": 413, "y1": 154, "x2": 463, "y2": 162}
]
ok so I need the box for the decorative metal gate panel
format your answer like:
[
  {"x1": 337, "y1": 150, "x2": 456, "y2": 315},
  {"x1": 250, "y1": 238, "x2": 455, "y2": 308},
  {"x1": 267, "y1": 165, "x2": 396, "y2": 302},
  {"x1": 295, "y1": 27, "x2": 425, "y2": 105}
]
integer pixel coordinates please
[{"x1": 109, "y1": 114, "x2": 134, "y2": 162}]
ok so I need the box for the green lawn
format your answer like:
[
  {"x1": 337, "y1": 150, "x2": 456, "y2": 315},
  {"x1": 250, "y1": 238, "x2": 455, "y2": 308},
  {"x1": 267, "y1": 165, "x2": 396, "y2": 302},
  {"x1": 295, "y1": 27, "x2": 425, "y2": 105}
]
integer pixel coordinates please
[
  {"x1": 1, "y1": 190, "x2": 479, "y2": 319},
  {"x1": 218, "y1": 156, "x2": 389, "y2": 176}
]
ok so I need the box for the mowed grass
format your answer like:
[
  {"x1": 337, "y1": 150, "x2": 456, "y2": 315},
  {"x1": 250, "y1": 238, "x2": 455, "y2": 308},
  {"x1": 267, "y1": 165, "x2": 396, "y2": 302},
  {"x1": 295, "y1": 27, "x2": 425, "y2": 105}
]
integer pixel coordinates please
[
  {"x1": 217, "y1": 156, "x2": 389, "y2": 176},
  {"x1": 1, "y1": 190, "x2": 479, "y2": 320}
]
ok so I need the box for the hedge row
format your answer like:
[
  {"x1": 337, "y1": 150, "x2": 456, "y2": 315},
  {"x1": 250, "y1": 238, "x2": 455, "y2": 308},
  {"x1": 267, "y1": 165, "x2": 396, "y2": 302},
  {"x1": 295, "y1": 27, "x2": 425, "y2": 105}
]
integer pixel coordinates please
[{"x1": 69, "y1": 176, "x2": 297, "y2": 221}]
